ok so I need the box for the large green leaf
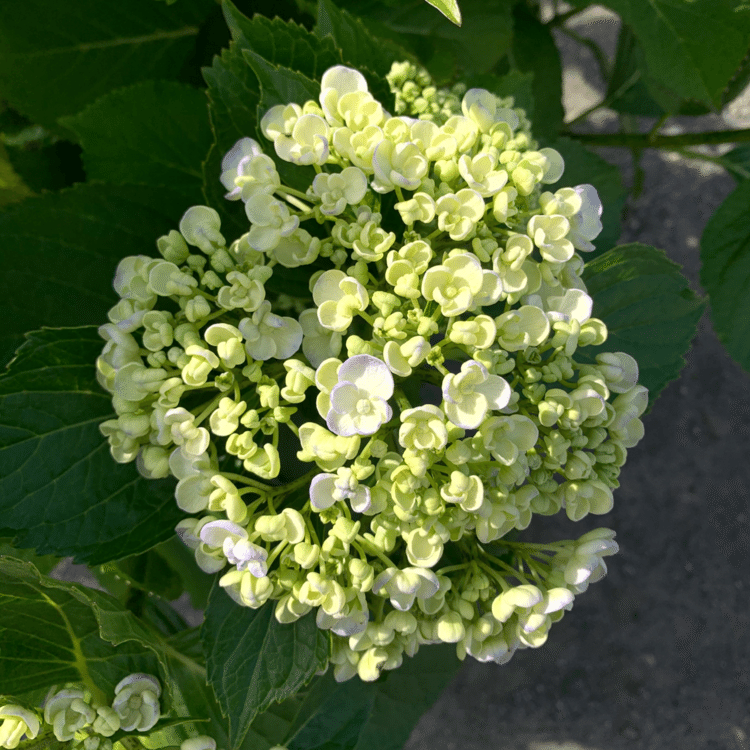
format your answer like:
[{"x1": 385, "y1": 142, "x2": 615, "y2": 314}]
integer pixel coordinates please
[
  {"x1": 604, "y1": 24, "x2": 664, "y2": 117},
  {"x1": 700, "y1": 179, "x2": 750, "y2": 371},
  {"x1": 596, "y1": 0, "x2": 750, "y2": 109},
  {"x1": 202, "y1": 583, "x2": 330, "y2": 750},
  {"x1": 202, "y1": 40, "x2": 262, "y2": 238},
  {"x1": 509, "y1": 4, "x2": 563, "y2": 141},
  {"x1": 0, "y1": 0, "x2": 215, "y2": 130},
  {"x1": 243, "y1": 52, "x2": 321, "y2": 192},
  {"x1": 0, "y1": 557, "x2": 228, "y2": 745},
  {"x1": 202, "y1": 4, "x2": 342, "y2": 235},
  {"x1": 244, "y1": 53, "x2": 321, "y2": 113},
  {"x1": 224, "y1": 2, "x2": 342, "y2": 80},
  {"x1": 0, "y1": 556, "x2": 163, "y2": 702},
  {"x1": 316, "y1": 0, "x2": 408, "y2": 105},
  {"x1": 0, "y1": 142, "x2": 32, "y2": 207},
  {"x1": 549, "y1": 136, "x2": 626, "y2": 257},
  {"x1": 286, "y1": 644, "x2": 461, "y2": 750},
  {"x1": 720, "y1": 144, "x2": 750, "y2": 181},
  {"x1": 61, "y1": 81, "x2": 212, "y2": 205},
  {"x1": 0, "y1": 182, "x2": 187, "y2": 364},
  {"x1": 582, "y1": 244, "x2": 705, "y2": 404},
  {"x1": 346, "y1": 0, "x2": 513, "y2": 78},
  {"x1": 0, "y1": 327, "x2": 183, "y2": 564}
]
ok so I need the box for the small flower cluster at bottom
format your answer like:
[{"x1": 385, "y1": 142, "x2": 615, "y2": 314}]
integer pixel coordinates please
[{"x1": 0, "y1": 674, "x2": 161, "y2": 750}]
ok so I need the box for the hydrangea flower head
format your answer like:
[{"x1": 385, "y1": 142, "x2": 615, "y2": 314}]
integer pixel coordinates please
[{"x1": 97, "y1": 60, "x2": 647, "y2": 684}]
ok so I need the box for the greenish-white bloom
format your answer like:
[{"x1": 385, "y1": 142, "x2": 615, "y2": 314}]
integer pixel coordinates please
[
  {"x1": 96, "y1": 59, "x2": 647, "y2": 685},
  {"x1": 325, "y1": 354, "x2": 393, "y2": 437},
  {"x1": 112, "y1": 673, "x2": 161, "y2": 732},
  {"x1": 44, "y1": 689, "x2": 95, "y2": 742},
  {"x1": 0, "y1": 706, "x2": 40, "y2": 749},
  {"x1": 442, "y1": 360, "x2": 511, "y2": 429}
]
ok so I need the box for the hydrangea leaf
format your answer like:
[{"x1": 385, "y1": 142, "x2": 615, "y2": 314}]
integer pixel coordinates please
[
  {"x1": 604, "y1": 25, "x2": 664, "y2": 118},
  {"x1": 0, "y1": 183, "x2": 187, "y2": 366},
  {"x1": 202, "y1": 582, "x2": 330, "y2": 750},
  {"x1": 0, "y1": 327, "x2": 183, "y2": 564},
  {"x1": 509, "y1": 4, "x2": 563, "y2": 141},
  {"x1": 595, "y1": 0, "x2": 750, "y2": 109},
  {"x1": 0, "y1": 0, "x2": 215, "y2": 130},
  {"x1": 700, "y1": 179, "x2": 750, "y2": 371},
  {"x1": 61, "y1": 81, "x2": 212, "y2": 205},
  {"x1": 582, "y1": 244, "x2": 705, "y2": 404},
  {"x1": 720, "y1": 144, "x2": 750, "y2": 182},
  {"x1": 548, "y1": 137, "x2": 626, "y2": 257},
  {"x1": 0, "y1": 557, "x2": 228, "y2": 744},
  {"x1": 0, "y1": 540, "x2": 58, "y2": 575},
  {"x1": 243, "y1": 51, "x2": 320, "y2": 192},
  {"x1": 202, "y1": 40, "x2": 263, "y2": 238},
  {"x1": 0, "y1": 556, "x2": 163, "y2": 700},
  {"x1": 424, "y1": 0, "x2": 461, "y2": 26},
  {"x1": 316, "y1": 0, "x2": 409, "y2": 106},
  {"x1": 223, "y1": 1, "x2": 342, "y2": 80},
  {"x1": 285, "y1": 644, "x2": 460, "y2": 750},
  {"x1": 203, "y1": 5, "x2": 342, "y2": 234},
  {"x1": 0, "y1": 142, "x2": 32, "y2": 207},
  {"x1": 721, "y1": 51, "x2": 750, "y2": 109},
  {"x1": 345, "y1": 0, "x2": 512, "y2": 76}
]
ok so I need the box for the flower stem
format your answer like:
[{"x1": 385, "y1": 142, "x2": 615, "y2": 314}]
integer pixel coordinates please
[{"x1": 565, "y1": 127, "x2": 750, "y2": 149}]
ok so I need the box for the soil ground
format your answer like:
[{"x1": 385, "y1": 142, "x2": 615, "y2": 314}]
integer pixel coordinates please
[{"x1": 405, "y1": 7, "x2": 750, "y2": 750}]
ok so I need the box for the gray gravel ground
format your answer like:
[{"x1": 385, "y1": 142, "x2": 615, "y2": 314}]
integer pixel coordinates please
[
  {"x1": 50, "y1": 7, "x2": 750, "y2": 749},
  {"x1": 405, "y1": 7, "x2": 750, "y2": 750}
]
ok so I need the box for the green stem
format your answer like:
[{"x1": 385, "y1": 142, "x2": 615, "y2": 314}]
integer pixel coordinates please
[
  {"x1": 675, "y1": 147, "x2": 750, "y2": 179},
  {"x1": 546, "y1": 5, "x2": 589, "y2": 27},
  {"x1": 557, "y1": 25, "x2": 610, "y2": 81},
  {"x1": 564, "y1": 127, "x2": 750, "y2": 149},
  {"x1": 565, "y1": 69, "x2": 641, "y2": 127}
]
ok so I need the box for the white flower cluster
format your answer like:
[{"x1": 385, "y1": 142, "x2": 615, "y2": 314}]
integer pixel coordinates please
[
  {"x1": 97, "y1": 63, "x2": 647, "y2": 683},
  {"x1": 0, "y1": 674, "x2": 161, "y2": 750}
]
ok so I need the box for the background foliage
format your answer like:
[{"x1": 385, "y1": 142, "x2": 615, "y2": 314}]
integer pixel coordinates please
[{"x1": 0, "y1": 0, "x2": 748, "y2": 748}]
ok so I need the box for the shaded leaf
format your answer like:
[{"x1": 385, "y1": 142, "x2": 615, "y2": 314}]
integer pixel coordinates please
[
  {"x1": 286, "y1": 644, "x2": 461, "y2": 750},
  {"x1": 0, "y1": 556, "x2": 163, "y2": 702},
  {"x1": 0, "y1": 0, "x2": 215, "y2": 130},
  {"x1": 721, "y1": 48, "x2": 750, "y2": 108},
  {"x1": 224, "y1": 1, "x2": 342, "y2": 80},
  {"x1": 582, "y1": 244, "x2": 705, "y2": 404},
  {"x1": 316, "y1": 0, "x2": 409, "y2": 105},
  {"x1": 0, "y1": 327, "x2": 183, "y2": 564},
  {"x1": 604, "y1": 24, "x2": 664, "y2": 117},
  {"x1": 0, "y1": 142, "x2": 32, "y2": 206},
  {"x1": 598, "y1": 0, "x2": 750, "y2": 109},
  {"x1": 549, "y1": 136, "x2": 626, "y2": 256},
  {"x1": 62, "y1": 81, "x2": 212, "y2": 205},
  {"x1": 720, "y1": 144, "x2": 750, "y2": 181},
  {"x1": 700, "y1": 179, "x2": 750, "y2": 371},
  {"x1": 0, "y1": 182, "x2": 186, "y2": 365},
  {"x1": 345, "y1": 0, "x2": 513, "y2": 78},
  {"x1": 510, "y1": 4, "x2": 563, "y2": 140},
  {"x1": 202, "y1": 583, "x2": 330, "y2": 750}
]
